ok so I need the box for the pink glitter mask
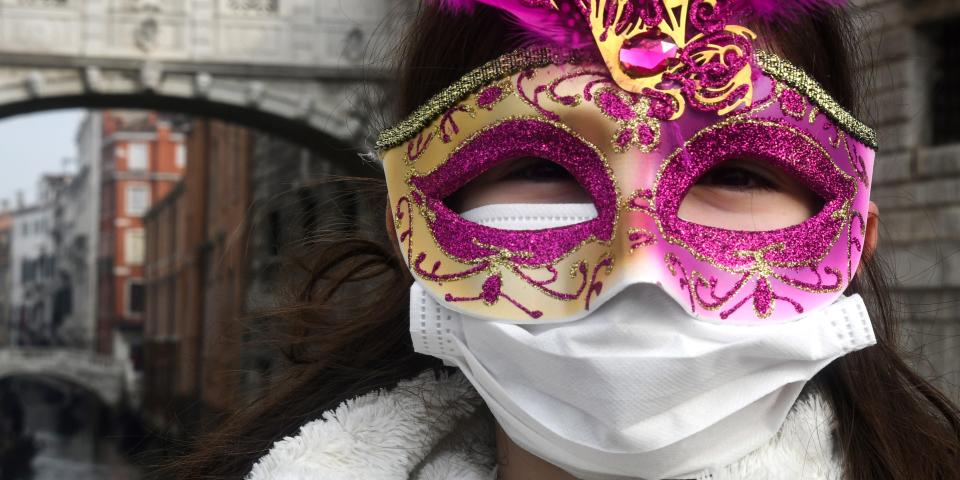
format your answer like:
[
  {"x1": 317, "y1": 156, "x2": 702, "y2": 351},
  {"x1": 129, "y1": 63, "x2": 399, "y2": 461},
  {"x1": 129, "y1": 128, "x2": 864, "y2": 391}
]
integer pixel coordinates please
[{"x1": 379, "y1": 48, "x2": 876, "y2": 324}]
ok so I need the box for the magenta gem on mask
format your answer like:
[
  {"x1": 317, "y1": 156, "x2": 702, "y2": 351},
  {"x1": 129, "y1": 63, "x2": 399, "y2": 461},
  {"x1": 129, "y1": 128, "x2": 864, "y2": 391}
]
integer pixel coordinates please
[{"x1": 619, "y1": 30, "x2": 678, "y2": 78}]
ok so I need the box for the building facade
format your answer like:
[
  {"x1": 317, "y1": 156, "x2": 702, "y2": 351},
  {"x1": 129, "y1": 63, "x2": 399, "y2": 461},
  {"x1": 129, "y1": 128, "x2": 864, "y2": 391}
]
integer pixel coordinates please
[
  {"x1": 142, "y1": 114, "x2": 384, "y2": 429},
  {"x1": 49, "y1": 112, "x2": 104, "y2": 349},
  {"x1": 143, "y1": 118, "x2": 252, "y2": 426},
  {"x1": 97, "y1": 110, "x2": 187, "y2": 375},
  {"x1": 10, "y1": 205, "x2": 53, "y2": 345},
  {"x1": 0, "y1": 206, "x2": 12, "y2": 345},
  {"x1": 858, "y1": 0, "x2": 960, "y2": 401}
]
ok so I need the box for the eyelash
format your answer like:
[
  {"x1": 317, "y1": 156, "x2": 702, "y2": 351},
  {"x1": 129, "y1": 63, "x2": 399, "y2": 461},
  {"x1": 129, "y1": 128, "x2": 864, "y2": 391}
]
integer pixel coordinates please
[
  {"x1": 696, "y1": 163, "x2": 778, "y2": 192},
  {"x1": 502, "y1": 158, "x2": 575, "y2": 182},
  {"x1": 494, "y1": 158, "x2": 781, "y2": 193}
]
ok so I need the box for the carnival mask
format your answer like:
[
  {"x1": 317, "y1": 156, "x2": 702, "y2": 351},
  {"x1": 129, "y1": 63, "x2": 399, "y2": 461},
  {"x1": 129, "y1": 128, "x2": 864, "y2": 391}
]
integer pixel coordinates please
[{"x1": 377, "y1": 0, "x2": 876, "y2": 325}]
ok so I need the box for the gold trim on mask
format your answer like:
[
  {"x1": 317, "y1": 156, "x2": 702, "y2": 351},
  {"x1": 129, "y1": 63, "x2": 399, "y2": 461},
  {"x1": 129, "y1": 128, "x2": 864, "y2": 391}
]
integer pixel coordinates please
[
  {"x1": 754, "y1": 50, "x2": 877, "y2": 149},
  {"x1": 375, "y1": 48, "x2": 596, "y2": 151},
  {"x1": 375, "y1": 48, "x2": 877, "y2": 152}
]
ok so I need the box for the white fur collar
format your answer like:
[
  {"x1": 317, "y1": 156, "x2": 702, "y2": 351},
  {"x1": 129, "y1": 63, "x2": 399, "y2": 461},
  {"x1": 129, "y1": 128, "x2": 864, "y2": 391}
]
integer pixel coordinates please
[{"x1": 246, "y1": 373, "x2": 841, "y2": 480}]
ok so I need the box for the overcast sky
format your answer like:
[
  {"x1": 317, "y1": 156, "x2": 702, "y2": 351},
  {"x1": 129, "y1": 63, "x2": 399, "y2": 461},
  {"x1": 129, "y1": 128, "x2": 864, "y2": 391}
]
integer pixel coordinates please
[{"x1": 0, "y1": 108, "x2": 85, "y2": 208}]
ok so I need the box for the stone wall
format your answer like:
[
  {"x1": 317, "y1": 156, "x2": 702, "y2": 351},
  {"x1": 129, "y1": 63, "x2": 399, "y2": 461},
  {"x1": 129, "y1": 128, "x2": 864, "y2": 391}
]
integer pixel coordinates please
[{"x1": 858, "y1": 0, "x2": 960, "y2": 402}]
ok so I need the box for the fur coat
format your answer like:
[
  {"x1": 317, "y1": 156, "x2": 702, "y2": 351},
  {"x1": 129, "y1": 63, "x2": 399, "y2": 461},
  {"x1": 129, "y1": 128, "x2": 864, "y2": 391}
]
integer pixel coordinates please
[{"x1": 246, "y1": 372, "x2": 842, "y2": 480}]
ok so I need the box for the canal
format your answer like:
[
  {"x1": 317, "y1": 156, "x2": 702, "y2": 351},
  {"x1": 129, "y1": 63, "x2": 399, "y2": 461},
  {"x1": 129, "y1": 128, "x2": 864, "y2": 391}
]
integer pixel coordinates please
[{"x1": 0, "y1": 377, "x2": 143, "y2": 480}]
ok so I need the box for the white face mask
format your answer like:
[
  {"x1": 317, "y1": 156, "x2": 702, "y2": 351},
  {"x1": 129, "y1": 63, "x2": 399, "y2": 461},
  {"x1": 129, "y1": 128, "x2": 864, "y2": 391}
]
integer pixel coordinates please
[{"x1": 409, "y1": 204, "x2": 877, "y2": 480}]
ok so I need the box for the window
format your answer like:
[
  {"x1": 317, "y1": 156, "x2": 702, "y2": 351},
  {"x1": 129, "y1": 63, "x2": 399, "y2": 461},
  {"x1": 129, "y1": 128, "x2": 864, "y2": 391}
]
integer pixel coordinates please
[
  {"x1": 21, "y1": 259, "x2": 32, "y2": 283},
  {"x1": 128, "y1": 142, "x2": 149, "y2": 171},
  {"x1": 928, "y1": 19, "x2": 960, "y2": 145},
  {"x1": 125, "y1": 228, "x2": 145, "y2": 265},
  {"x1": 175, "y1": 143, "x2": 187, "y2": 169},
  {"x1": 126, "y1": 184, "x2": 151, "y2": 216},
  {"x1": 127, "y1": 280, "x2": 146, "y2": 315}
]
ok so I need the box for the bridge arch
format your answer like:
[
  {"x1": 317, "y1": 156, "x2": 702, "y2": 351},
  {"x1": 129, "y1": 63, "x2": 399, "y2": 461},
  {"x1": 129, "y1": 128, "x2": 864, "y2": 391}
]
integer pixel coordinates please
[
  {"x1": 0, "y1": 349, "x2": 127, "y2": 408},
  {"x1": 0, "y1": 0, "x2": 402, "y2": 177}
]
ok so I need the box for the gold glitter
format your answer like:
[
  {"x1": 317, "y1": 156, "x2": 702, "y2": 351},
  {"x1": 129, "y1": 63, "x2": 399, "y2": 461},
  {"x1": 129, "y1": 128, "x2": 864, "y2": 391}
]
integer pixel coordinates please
[
  {"x1": 376, "y1": 48, "x2": 595, "y2": 151},
  {"x1": 513, "y1": 263, "x2": 591, "y2": 302},
  {"x1": 687, "y1": 269, "x2": 749, "y2": 313},
  {"x1": 829, "y1": 129, "x2": 845, "y2": 149},
  {"x1": 756, "y1": 50, "x2": 877, "y2": 149}
]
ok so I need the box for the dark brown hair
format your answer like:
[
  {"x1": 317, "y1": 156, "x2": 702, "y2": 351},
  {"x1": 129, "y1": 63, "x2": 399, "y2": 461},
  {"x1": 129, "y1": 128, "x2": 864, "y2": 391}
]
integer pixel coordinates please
[{"x1": 171, "y1": 4, "x2": 960, "y2": 479}]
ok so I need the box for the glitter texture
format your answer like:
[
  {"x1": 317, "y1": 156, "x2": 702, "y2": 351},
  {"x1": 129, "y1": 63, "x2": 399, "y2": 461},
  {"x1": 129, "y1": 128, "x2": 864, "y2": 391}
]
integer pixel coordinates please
[
  {"x1": 380, "y1": 46, "x2": 876, "y2": 324},
  {"x1": 655, "y1": 120, "x2": 855, "y2": 269},
  {"x1": 376, "y1": 48, "x2": 876, "y2": 152},
  {"x1": 756, "y1": 50, "x2": 878, "y2": 148},
  {"x1": 409, "y1": 118, "x2": 617, "y2": 267},
  {"x1": 377, "y1": 48, "x2": 596, "y2": 150}
]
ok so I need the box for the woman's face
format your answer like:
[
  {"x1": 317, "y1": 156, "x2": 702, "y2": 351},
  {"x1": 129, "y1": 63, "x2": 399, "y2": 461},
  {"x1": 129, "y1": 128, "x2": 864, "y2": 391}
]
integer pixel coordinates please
[
  {"x1": 381, "y1": 58, "x2": 874, "y2": 324},
  {"x1": 445, "y1": 155, "x2": 824, "y2": 232}
]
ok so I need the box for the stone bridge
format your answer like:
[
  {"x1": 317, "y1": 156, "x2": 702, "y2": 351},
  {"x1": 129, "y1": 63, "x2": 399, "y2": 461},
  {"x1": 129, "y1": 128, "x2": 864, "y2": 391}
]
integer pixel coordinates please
[
  {"x1": 0, "y1": 347, "x2": 128, "y2": 406},
  {"x1": 0, "y1": 0, "x2": 404, "y2": 170}
]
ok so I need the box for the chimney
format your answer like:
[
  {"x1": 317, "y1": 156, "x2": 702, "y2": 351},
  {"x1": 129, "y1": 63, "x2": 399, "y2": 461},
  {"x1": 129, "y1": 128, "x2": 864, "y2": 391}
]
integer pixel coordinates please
[{"x1": 15, "y1": 190, "x2": 24, "y2": 210}]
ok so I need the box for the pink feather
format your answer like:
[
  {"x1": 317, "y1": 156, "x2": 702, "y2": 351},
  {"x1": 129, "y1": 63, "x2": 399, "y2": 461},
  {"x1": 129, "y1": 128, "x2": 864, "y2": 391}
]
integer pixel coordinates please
[
  {"x1": 429, "y1": 0, "x2": 849, "y2": 48},
  {"x1": 432, "y1": 0, "x2": 480, "y2": 12},
  {"x1": 431, "y1": 0, "x2": 593, "y2": 48}
]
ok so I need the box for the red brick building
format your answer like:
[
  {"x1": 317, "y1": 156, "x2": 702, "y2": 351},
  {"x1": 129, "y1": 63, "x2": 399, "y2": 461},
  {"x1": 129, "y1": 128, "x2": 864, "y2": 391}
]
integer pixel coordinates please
[
  {"x1": 143, "y1": 118, "x2": 251, "y2": 422},
  {"x1": 97, "y1": 111, "x2": 187, "y2": 370}
]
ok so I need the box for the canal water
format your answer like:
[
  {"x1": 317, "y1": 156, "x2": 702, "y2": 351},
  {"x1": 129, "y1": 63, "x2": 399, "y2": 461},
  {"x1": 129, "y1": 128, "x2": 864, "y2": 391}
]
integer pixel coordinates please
[{"x1": 1, "y1": 378, "x2": 143, "y2": 480}]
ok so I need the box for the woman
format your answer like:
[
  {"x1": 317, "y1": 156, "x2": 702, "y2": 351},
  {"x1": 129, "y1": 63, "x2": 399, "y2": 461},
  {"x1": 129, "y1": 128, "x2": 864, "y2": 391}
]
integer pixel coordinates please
[{"x1": 174, "y1": 1, "x2": 960, "y2": 479}]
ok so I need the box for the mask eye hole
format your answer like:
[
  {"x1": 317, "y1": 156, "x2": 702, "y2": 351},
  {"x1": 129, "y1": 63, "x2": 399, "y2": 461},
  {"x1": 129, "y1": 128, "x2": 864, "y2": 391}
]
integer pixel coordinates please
[
  {"x1": 678, "y1": 158, "x2": 825, "y2": 232},
  {"x1": 443, "y1": 156, "x2": 596, "y2": 217}
]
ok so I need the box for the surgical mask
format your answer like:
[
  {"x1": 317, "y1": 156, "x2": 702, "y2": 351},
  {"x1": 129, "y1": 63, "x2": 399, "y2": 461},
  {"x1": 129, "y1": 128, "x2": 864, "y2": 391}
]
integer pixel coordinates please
[
  {"x1": 409, "y1": 202, "x2": 877, "y2": 480},
  {"x1": 380, "y1": 4, "x2": 879, "y2": 478}
]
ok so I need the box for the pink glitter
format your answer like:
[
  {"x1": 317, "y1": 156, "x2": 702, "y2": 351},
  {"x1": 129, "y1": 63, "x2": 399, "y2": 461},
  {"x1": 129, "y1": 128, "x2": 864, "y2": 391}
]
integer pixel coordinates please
[
  {"x1": 596, "y1": 89, "x2": 638, "y2": 121},
  {"x1": 481, "y1": 274, "x2": 502, "y2": 303},
  {"x1": 656, "y1": 121, "x2": 855, "y2": 269},
  {"x1": 477, "y1": 85, "x2": 505, "y2": 110},
  {"x1": 389, "y1": 45, "x2": 876, "y2": 324},
  {"x1": 636, "y1": 124, "x2": 655, "y2": 144},
  {"x1": 615, "y1": 129, "x2": 633, "y2": 149},
  {"x1": 409, "y1": 118, "x2": 617, "y2": 267},
  {"x1": 780, "y1": 88, "x2": 806, "y2": 116}
]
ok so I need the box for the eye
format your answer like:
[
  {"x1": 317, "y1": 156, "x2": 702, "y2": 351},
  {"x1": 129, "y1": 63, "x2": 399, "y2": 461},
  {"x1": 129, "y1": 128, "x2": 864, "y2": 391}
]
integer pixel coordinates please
[
  {"x1": 443, "y1": 156, "x2": 593, "y2": 214},
  {"x1": 694, "y1": 161, "x2": 777, "y2": 191},
  {"x1": 678, "y1": 158, "x2": 825, "y2": 231},
  {"x1": 408, "y1": 118, "x2": 618, "y2": 267},
  {"x1": 503, "y1": 157, "x2": 576, "y2": 182}
]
